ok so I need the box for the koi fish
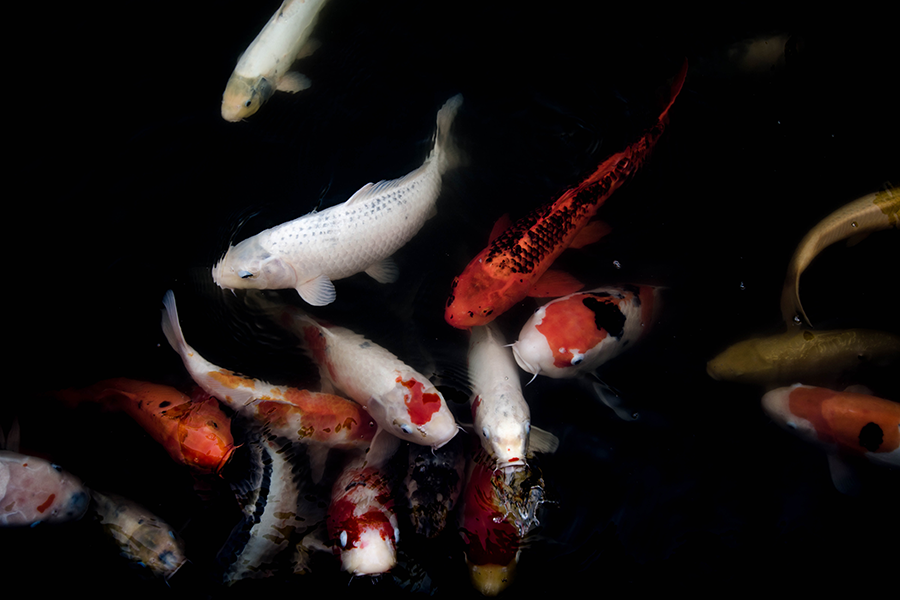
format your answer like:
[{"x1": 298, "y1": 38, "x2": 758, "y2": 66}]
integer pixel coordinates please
[
  {"x1": 55, "y1": 378, "x2": 235, "y2": 475},
  {"x1": 403, "y1": 435, "x2": 465, "y2": 539},
  {"x1": 706, "y1": 328, "x2": 900, "y2": 388},
  {"x1": 221, "y1": 0, "x2": 330, "y2": 121},
  {"x1": 91, "y1": 490, "x2": 186, "y2": 578},
  {"x1": 459, "y1": 445, "x2": 547, "y2": 596},
  {"x1": 161, "y1": 291, "x2": 377, "y2": 455},
  {"x1": 218, "y1": 428, "x2": 324, "y2": 583},
  {"x1": 512, "y1": 285, "x2": 661, "y2": 379},
  {"x1": 265, "y1": 298, "x2": 459, "y2": 449},
  {"x1": 212, "y1": 94, "x2": 463, "y2": 306},
  {"x1": 327, "y1": 455, "x2": 399, "y2": 576},
  {"x1": 0, "y1": 451, "x2": 89, "y2": 526},
  {"x1": 444, "y1": 62, "x2": 686, "y2": 329},
  {"x1": 781, "y1": 185, "x2": 899, "y2": 326}
]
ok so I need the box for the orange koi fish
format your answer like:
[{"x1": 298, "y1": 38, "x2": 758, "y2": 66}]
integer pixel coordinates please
[
  {"x1": 55, "y1": 378, "x2": 235, "y2": 475},
  {"x1": 445, "y1": 61, "x2": 687, "y2": 329}
]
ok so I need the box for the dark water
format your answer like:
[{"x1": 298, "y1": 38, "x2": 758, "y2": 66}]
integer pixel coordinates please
[{"x1": 7, "y1": 1, "x2": 899, "y2": 597}]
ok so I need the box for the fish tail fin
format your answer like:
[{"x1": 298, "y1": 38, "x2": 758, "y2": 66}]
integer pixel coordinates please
[
  {"x1": 161, "y1": 290, "x2": 192, "y2": 359},
  {"x1": 780, "y1": 266, "x2": 811, "y2": 327},
  {"x1": 658, "y1": 59, "x2": 688, "y2": 122},
  {"x1": 431, "y1": 93, "x2": 464, "y2": 174}
]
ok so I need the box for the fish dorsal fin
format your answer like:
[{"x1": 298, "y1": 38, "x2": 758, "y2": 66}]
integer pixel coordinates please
[
  {"x1": 570, "y1": 219, "x2": 612, "y2": 249},
  {"x1": 527, "y1": 269, "x2": 584, "y2": 298},
  {"x1": 343, "y1": 164, "x2": 431, "y2": 207},
  {"x1": 527, "y1": 425, "x2": 559, "y2": 455},
  {"x1": 489, "y1": 214, "x2": 513, "y2": 242},
  {"x1": 296, "y1": 274, "x2": 336, "y2": 306},
  {"x1": 276, "y1": 71, "x2": 311, "y2": 93},
  {"x1": 365, "y1": 257, "x2": 400, "y2": 284}
]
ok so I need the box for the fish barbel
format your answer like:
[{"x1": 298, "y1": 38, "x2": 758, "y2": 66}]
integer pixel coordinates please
[
  {"x1": 213, "y1": 94, "x2": 463, "y2": 306},
  {"x1": 780, "y1": 185, "x2": 899, "y2": 327},
  {"x1": 444, "y1": 62, "x2": 686, "y2": 329},
  {"x1": 221, "y1": 0, "x2": 330, "y2": 121}
]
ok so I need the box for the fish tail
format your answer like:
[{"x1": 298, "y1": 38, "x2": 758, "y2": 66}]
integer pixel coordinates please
[
  {"x1": 658, "y1": 59, "x2": 688, "y2": 122},
  {"x1": 161, "y1": 290, "x2": 191, "y2": 359},
  {"x1": 780, "y1": 270, "x2": 811, "y2": 327},
  {"x1": 431, "y1": 93, "x2": 464, "y2": 174}
]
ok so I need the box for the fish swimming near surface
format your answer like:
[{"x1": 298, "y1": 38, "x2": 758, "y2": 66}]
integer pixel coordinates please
[
  {"x1": 706, "y1": 327, "x2": 900, "y2": 389},
  {"x1": 512, "y1": 284, "x2": 661, "y2": 379},
  {"x1": 468, "y1": 323, "x2": 558, "y2": 469},
  {"x1": 258, "y1": 296, "x2": 459, "y2": 449},
  {"x1": 55, "y1": 378, "x2": 236, "y2": 475},
  {"x1": 780, "y1": 185, "x2": 899, "y2": 327},
  {"x1": 221, "y1": 0, "x2": 330, "y2": 121},
  {"x1": 327, "y1": 454, "x2": 400, "y2": 576},
  {"x1": 761, "y1": 384, "x2": 900, "y2": 493},
  {"x1": 444, "y1": 62, "x2": 686, "y2": 329},
  {"x1": 403, "y1": 435, "x2": 466, "y2": 539},
  {"x1": 0, "y1": 450, "x2": 90, "y2": 527},
  {"x1": 90, "y1": 490, "x2": 187, "y2": 578},
  {"x1": 212, "y1": 94, "x2": 463, "y2": 306}
]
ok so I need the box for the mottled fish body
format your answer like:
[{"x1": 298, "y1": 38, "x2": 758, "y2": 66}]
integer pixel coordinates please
[
  {"x1": 0, "y1": 451, "x2": 89, "y2": 526},
  {"x1": 707, "y1": 328, "x2": 900, "y2": 388},
  {"x1": 781, "y1": 185, "x2": 899, "y2": 326},
  {"x1": 213, "y1": 95, "x2": 463, "y2": 306},
  {"x1": 91, "y1": 490, "x2": 186, "y2": 578},
  {"x1": 512, "y1": 285, "x2": 661, "y2": 379},
  {"x1": 403, "y1": 435, "x2": 465, "y2": 538},
  {"x1": 221, "y1": 0, "x2": 329, "y2": 121}
]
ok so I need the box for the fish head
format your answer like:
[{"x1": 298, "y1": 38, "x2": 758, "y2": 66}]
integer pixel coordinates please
[
  {"x1": 467, "y1": 558, "x2": 518, "y2": 597},
  {"x1": 706, "y1": 338, "x2": 773, "y2": 384},
  {"x1": 445, "y1": 260, "x2": 515, "y2": 329},
  {"x1": 130, "y1": 520, "x2": 187, "y2": 577},
  {"x1": 178, "y1": 393, "x2": 236, "y2": 474},
  {"x1": 212, "y1": 238, "x2": 296, "y2": 291},
  {"x1": 380, "y1": 375, "x2": 458, "y2": 448},
  {"x1": 761, "y1": 385, "x2": 821, "y2": 446},
  {"x1": 221, "y1": 74, "x2": 275, "y2": 122},
  {"x1": 473, "y1": 394, "x2": 530, "y2": 468},
  {"x1": 337, "y1": 521, "x2": 399, "y2": 576}
]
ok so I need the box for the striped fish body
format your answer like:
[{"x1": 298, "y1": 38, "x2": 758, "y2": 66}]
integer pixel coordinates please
[{"x1": 444, "y1": 64, "x2": 686, "y2": 329}]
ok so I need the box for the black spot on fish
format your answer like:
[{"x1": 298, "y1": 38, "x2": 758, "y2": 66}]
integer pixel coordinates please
[
  {"x1": 583, "y1": 296, "x2": 626, "y2": 339},
  {"x1": 158, "y1": 401, "x2": 171, "y2": 408},
  {"x1": 858, "y1": 422, "x2": 884, "y2": 452}
]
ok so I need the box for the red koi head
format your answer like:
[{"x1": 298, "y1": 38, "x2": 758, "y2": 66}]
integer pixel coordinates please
[
  {"x1": 445, "y1": 251, "x2": 534, "y2": 329},
  {"x1": 175, "y1": 389, "x2": 236, "y2": 474}
]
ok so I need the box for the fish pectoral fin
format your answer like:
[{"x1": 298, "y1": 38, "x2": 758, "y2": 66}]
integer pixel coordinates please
[
  {"x1": 365, "y1": 258, "x2": 399, "y2": 284},
  {"x1": 488, "y1": 214, "x2": 512, "y2": 242},
  {"x1": 827, "y1": 453, "x2": 861, "y2": 496},
  {"x1": 296, "y1": 275, "x2": 336, "y2": 306},
  {"x1": 570, "y1": 220, "x2": 612, "y2": 249},
  {"x1": 277, "y1": 71, "x2": 311, "y2": 93},
  {"x1": 527, "y1": 269, "x2": 584, "y2": 298},
  {"x1": 296, "y1": 38, "x2": 321, "y2": 61},
  {"x1": 527, "y1": 425, "x2": 560, "y2": 455},
  {"x1": 590, "y1": 378, "x2": 639, "y2": 421}
]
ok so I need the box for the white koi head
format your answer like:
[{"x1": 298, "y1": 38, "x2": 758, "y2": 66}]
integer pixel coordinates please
[
  {"x1": 472, "y1": 393, "x2": 530, "y2": 469},
  {"x1": 221, "y1": 74, "x2": 275, "y2": 122},
  {"x1": 337, "y1": 518, "x2": 399, "y2": 576},
  {"x1": 373, "y1": 374, "x2": 458, "y2": 448},
  {"x1": 212, "y1": 238, "x2": 296, "y2": 291}
]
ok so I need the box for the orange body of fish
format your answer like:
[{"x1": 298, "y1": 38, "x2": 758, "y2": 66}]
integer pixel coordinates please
[
  {"x1": 56, "y1": 378, "x2": 235, "y2": 474},
  {"x1": 445, "y1": 61, "x2": 687, "y2": 329}
]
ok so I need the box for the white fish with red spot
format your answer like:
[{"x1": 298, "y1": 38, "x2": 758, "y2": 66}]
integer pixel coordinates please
[
  {"x1": 0, "y1": 451, "x2": 89, "y2": 526},
  {"x1": 213, "y1": 94, "x2": 463, "y2": 306}
]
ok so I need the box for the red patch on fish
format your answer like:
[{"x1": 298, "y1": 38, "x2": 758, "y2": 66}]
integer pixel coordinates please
[
  {"x1": 396, "y1": 376, "x2": 441, "y2": 426},
  {"x1": 536, "y1": 295, "x2": 611, "y2": 368},
  {"x1": 460, "y1": 451, "x2": 519, "y2": 566},
  {"x1": 36, "y1": 494, "x2": 56, "y2": 513},
  {"x1": 471, "y1": 395, "x2": 482, "y2": 421}
]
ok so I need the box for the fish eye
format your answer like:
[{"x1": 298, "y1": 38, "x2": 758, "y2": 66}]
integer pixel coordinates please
[
  {"x1": 51, "y1": 463, "x2": 63, "y2": 472},
  {"x1": 244, "y1": 99, "x2": 252, "y2": 108},
  {"x1": 394, "y1": 527, "x2": 400, "y2": 543},
  {"x1": 339, "y1": 530, "x2": 348, "y2": 548},
  {"x1": 399, "y1": 424, "x2": 413, "y2": 435},
  {"x1": 238, "y1": 270, "x2": 254, "y2": 279},
  {"x1": 786, "y1": 421, "x2": 798, "y2": 430},
  {"x1": 571, "y1": 356, "x2": 583, "y2": 365},
  {"x1": 482, "y1": 426, "x2": 491, "y2": 440},
  {"x1": 524, "y1": 421, "x2": 531, "y2": 434}
]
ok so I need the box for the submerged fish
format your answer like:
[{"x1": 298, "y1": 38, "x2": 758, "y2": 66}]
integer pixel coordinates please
[
  {"x1": 161, "y1": 290, "x2": 377, "y2": 454},
  {"x1": 403, "y1": 435, "x2": 466, "y2": 539},
  {"x1": 213, "y1": 94, "x2": 463, "y2": 306},
  {"x1": 780, "y1": 185, "x2": 899, "y2": 326},
  {"x1": 221, "y1": 0, "x2": 330, "y2": 121},
  {"x1": 55, "y1": 378, "x2": 235, "y2": 474},
  {"x1": 706, "y1": 328, "x2": 900, "y2": 388},
  {"x1": 0, "y1": 451, "x2": 89, "y2": 526},
  {"x1": 269, "y1": 300, "x2": 459, "y2": 448},
  {"x1": 91, "y1": 490, "x2": 186, "y2": 578},
  {"x1": 327, "y1": 455, "x2": 400, "y2": 576},
  {"x1": 444, "y1": 62, "x2": 686, "y2": 329},
  {"x1": 512, "y1": 284, "x2": 661, "y2": 379}
]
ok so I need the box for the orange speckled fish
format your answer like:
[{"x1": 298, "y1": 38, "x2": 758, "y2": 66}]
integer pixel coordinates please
[
  {"x1": 55, "y1": 378, "x2": 235, "y2": 475},
  {"x1": 445, "y1": 61, "x2": 687, "y2": 329}
]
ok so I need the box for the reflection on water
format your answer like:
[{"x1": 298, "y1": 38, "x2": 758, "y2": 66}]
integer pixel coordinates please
[{"x1": 8, "y1": 0, "x2": 899, "y2": 597}]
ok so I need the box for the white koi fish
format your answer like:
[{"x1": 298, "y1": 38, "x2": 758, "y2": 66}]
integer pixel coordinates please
[
  {"x1": 265, "y1": 298, "x2": 459, "y2": 448},
  {"x1": 468, "y1": 323, "x2": 558, "y2": 469},
  {"x1": 0, "y1": 451, "x2": 90, "y2": 527},
  {"x1": 781, "y1": 185, "x2": 898, "y2": 326},
  {"x1": 212, "y1": 94, "x2": 463, "y2": 306},
  {"x1": 221, "y1": 0, "x2": 330, "y2": 122}
]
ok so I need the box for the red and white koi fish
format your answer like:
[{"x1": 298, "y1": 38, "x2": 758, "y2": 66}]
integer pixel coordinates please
[
  {"x1": 0, "y1": 450, "x2": 90, "y2": 526},
  {"x1": 445, "y1": 62, "x2": 686, "y2": 329},
  {"x1": 161, "y1": 291, "x2": 377, "y2": 455},
  {"x1": 512, "y1": 284, "x2": 661, "y2": 379},
  {"x1": 459, "y1": 445, "x2": 547, "y2": 596},
  {"x1": 780, "y1": 184, "x2": 899, "y2": 327},
  {"x1": 213, "y1": 94, "x2": 462, "y2": 306},
  {"x1": 55, "y1": 378, "x2": 236, "y2": 475},
  {"x1": 267, "y1": 300, "x2": 459, "y2": 449},
  {"x1": 762, "y1": 384, "x2": 900, "y2": 469},
  {"x1": 91, "y1": 490, "x2": 187, "y2": 579},
  {"x1": 327, "y1": 455, "x2": 399, "y2": 576}
]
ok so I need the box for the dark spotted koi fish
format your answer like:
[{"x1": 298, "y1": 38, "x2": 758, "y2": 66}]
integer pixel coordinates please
[{"x1": 445, "y1": 60, "x2": 687, "y2": 329}]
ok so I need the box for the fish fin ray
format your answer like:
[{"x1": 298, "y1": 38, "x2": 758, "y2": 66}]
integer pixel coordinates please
[
  {"x1": 527, "y1": 425, "x2": 559, "y2": 455},
  {"x1": 277, "y1": 71, "x2": 310, "y2": 93},
  {"x1": 569, "y1": 220, "x2": 612, "y2": 249},
  {"x1": 364, "y1": 257, "x2": 400, "y2": 284},
  {"x1": 296, "y1": 275, "x2": 336, "y2": 306}
]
